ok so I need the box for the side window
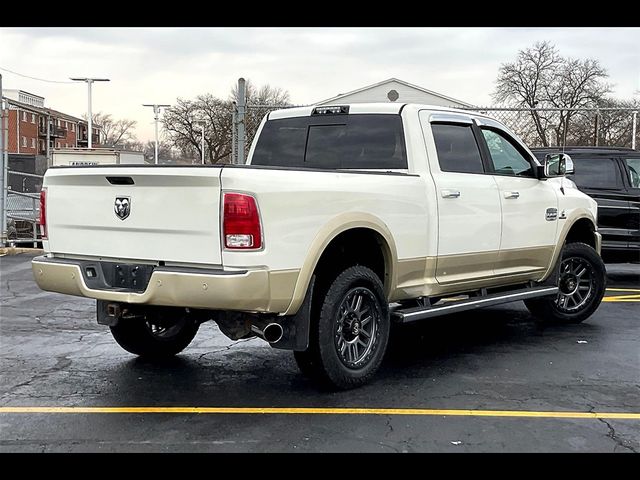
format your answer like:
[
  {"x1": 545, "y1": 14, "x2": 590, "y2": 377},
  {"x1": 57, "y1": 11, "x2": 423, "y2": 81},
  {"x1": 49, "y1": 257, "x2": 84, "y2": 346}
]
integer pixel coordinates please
[
  {"x1": 251, "y1": 118, "x2": 308, "y2": 167},
  {"x1": 571, "y1": 158, "x2": 622, "y2": 190},
  {"x1": 481, "y1": 128, "x2": 534, "y2": 177},
  {"x1": 431, "y1": 123, "x2": 484, "y2": 174},
  {"x1": 624, "y1": 158, "x2": 640, "y2": 189}
]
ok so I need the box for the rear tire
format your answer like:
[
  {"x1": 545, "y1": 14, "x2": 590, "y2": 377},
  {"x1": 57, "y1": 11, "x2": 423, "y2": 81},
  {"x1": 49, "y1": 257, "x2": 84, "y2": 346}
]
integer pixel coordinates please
[
  {"x1": 293, "y1": 265, "x2": 390, "y2": 390},
  {"x1": 525, "y1": 242, "x2": 606, "y2": 324},
  {"x1": 110, "y1": 307, "x2": 200, "y2": 358}
]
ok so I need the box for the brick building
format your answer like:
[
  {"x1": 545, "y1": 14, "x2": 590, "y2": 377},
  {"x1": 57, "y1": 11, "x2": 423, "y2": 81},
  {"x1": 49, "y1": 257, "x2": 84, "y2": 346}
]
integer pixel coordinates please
[{"x1": 2, "y1": 89, "x2": 101, "y2": 157}]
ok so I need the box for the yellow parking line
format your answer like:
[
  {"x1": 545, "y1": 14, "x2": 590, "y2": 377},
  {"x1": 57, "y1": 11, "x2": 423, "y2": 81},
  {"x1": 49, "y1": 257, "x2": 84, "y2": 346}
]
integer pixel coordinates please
[
  {"x1": 603, "y1": 294, "x2": 640, "y2": 302},
  {"x1": 0, "y1": 406, "x2": 638, "y2": 420}
]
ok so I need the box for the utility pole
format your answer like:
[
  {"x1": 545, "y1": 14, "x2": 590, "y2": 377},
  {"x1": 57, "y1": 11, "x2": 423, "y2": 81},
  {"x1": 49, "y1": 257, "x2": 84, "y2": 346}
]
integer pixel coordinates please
[
  {"x1": 232, "y1": 102, "x2": 237, "y2": 164},
  {"x1": 633, "y1": 111, "x2": 637, "y2": 150},
  {"x1": 199, "y1": 123, "x2": 205, "y2": 165},
  {"x1": 70, "y1": 78, "x2": 110, "y2": 149},
  {"x1": 237, "y1": 78, "x2": 246, "y2": 164},
  {"x1": 143, "y1": 104, "x2": 170, "y2": 164}
]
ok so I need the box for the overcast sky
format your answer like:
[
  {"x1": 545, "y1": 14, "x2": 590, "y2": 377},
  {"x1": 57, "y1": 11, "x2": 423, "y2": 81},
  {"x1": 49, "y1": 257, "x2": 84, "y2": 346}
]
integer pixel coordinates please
[{"x1": 1, "y1": 27, "x2": 638, "y2": 142}]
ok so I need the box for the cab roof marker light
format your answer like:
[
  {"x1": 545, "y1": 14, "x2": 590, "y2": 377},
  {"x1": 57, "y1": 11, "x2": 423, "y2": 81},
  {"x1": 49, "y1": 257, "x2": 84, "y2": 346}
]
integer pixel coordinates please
[{"x1": 312, "y1": 106, "x2": 350, "y2": 115}]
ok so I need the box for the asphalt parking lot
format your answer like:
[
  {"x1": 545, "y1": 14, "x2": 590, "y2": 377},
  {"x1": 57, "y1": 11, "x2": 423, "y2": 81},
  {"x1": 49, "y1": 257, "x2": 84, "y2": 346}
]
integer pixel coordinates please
[{"x1": 1, "y1": 252, "x2": 638, "y2": 453}]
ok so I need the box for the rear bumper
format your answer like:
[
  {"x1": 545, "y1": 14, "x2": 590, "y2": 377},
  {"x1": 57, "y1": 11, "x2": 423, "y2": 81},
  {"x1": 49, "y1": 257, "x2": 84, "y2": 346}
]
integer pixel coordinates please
[{"x1": 32, "y1": 255, "x2": 298, "y2": 313}]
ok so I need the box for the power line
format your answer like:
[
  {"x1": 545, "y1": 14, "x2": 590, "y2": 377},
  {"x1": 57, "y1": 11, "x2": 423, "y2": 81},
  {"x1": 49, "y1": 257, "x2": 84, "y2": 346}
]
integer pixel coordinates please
[{"x1": 0, "y1": 66, "x2": 75, "y2": 84}]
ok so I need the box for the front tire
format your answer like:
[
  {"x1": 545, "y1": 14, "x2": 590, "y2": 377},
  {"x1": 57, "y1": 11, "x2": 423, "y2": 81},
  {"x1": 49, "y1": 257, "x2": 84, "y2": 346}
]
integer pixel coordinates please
[
  {"x1": 525, "y1": 242, "x2": 606, "y2": 324},
  {"x1": 294, "y1": 266, "x2": 390, "y2": 390},
  {"x1": 110, "y1": 307, "x2": 200, "y2": 358}
]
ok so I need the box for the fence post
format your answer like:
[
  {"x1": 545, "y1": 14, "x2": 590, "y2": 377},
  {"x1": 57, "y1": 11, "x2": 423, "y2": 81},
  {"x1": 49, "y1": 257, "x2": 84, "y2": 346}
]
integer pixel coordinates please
[
  {"x1": 593, "y1": 110, "x2": 599, "y2": 146},
  {"x1": 236, "y1": 78, "x2": 246, "y2": 165},
  {"x1": 1, "y1": 75, "x2": 8, "y2": 247},
  {"x1": 232, "y1": 103, "x2": 237, "y2": 164},
  {"x1": 32, "y1": 196, "x2": 37, "y2": 248},
  {"x1": 0, "y1": 73, "x2": 5, "y2": 247},
  {"x1": 633, "y1": 111, "x2": 637, "y2": 150}
]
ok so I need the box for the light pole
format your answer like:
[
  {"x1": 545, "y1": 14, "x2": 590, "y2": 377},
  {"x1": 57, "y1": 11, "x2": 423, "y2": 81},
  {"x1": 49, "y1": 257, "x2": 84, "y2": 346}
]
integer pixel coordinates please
[
  {"x1": 70, "y1": 78, "x2": 110, "y2": 149},
  {"x1": 143, "y1": 104, "x2": 170, "y2": 164}
]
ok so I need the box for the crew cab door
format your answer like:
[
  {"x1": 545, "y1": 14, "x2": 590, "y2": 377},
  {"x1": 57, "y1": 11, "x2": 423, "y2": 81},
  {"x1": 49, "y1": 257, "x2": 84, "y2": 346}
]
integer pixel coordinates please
[
  {"x1": 475, "y1": 121, "x2": 558, "y2": 275},
  {"x1": 621, "y1": 156, "x2": 640, "y2": 256},
  {"x1": 421, "y1": 112, "x2": 502, "y2": 284},
  {"x1": 566, "y1": 155, "x2": 630, "y2": 253}
]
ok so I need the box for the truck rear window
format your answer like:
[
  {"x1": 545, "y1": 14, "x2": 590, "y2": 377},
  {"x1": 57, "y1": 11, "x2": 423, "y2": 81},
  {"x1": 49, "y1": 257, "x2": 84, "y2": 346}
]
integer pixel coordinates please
[{"x1": 251, "y1": 114, "x2": 408, "y2": 169}]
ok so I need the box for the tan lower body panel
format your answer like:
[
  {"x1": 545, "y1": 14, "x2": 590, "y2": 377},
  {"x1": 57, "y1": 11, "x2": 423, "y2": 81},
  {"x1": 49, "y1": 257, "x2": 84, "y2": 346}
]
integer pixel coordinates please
[
  {"x1": 32, "y1": 257, "x2": 299, "y2": 313},
  {"x1": 435, "y1": 251, "x2": 497, "y2": 284},
  {"x1": 494, "y1": 245, "x2": 555, "y2": 276},
  {"x1": 392, "y1": 246, "x2": 554, "y2": 301}
]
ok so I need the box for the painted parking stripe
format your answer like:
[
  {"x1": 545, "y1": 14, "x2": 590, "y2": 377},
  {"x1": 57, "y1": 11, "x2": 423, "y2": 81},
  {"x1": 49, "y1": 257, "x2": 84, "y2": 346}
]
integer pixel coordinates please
[
  {"x1": 603, "y1": 295, "x2": 640, "y2": 302},
  {"x1": 0, "y1": 406, "x2": 638, "y2": 420},
  {"x1": 603, "y1": 287, "x2": 640, "y2": 302}
]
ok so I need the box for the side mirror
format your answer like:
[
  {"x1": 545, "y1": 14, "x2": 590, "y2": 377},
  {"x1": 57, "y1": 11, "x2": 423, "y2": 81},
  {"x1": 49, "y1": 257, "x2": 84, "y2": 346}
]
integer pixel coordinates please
[{"x1": 543, "y1": 153, "x2": 574, "y2": 177}]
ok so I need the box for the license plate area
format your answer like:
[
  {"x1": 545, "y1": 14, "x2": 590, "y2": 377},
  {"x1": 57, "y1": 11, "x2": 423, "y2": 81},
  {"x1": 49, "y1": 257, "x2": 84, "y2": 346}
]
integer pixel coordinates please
[
  {"x1": 80, "y1": 261, "x2": 155, "y2": 293},
  {"x1": 103, "y1": 263, "x2": 155, "y2": 291}
]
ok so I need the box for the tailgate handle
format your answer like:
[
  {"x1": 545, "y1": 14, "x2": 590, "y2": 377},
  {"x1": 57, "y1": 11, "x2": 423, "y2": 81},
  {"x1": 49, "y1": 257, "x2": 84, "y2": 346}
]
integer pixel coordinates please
[{"x1": 106, "y1": 176, "x2": 135, "y2": 185}]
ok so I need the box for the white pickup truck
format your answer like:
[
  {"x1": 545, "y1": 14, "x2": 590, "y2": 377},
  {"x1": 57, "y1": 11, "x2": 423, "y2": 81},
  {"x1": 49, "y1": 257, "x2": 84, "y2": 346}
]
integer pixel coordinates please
[{"x1": 33, "y1": 103, "x2": 606, "y2": 389}]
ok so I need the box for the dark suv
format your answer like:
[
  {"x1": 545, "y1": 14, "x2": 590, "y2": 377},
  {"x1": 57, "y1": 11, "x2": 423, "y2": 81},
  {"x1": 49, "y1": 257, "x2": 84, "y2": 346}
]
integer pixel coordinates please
[{"x1": 531, "y1": 147, "x2": 639, "y2": 263}]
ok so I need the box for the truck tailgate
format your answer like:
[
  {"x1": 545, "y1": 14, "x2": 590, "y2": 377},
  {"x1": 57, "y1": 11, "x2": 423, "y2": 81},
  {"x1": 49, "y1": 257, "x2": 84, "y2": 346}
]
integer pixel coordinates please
[{"x1": 44, "y1": 167, "x2": 223, "y2": 266}]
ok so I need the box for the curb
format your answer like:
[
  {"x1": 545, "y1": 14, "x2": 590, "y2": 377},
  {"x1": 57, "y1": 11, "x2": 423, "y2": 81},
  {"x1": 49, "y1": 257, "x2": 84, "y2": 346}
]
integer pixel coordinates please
[{"x1": 0, "y1": 247, "x2": 44, "y2": 256}]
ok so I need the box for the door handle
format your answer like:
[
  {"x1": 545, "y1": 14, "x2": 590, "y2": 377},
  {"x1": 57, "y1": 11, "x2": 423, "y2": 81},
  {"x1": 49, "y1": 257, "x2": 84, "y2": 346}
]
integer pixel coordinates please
[
  {"x1": 503, "y1": 191, "x2": 520, "y2": 199},
  {"x1": 441, "y1": 189, "x2": 461, "y2": 198}
]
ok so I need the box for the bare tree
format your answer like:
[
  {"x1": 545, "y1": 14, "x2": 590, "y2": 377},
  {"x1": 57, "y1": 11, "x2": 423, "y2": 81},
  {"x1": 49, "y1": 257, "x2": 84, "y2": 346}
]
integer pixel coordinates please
[
  {"x1": 162, "y1": 95, "x2": 234, "y2": 164},
  {"x1": 571, "y1": 97, "x2": 640, "y2": 146},
  {"x1": 494, "y1": 41, "x2": 610, "y2": 146},
  {"x1": 543, "y1": 57, "x2": 610, "y2": 145},
  {"x1": 85, "y1": 112, "x2": 138, "y2": 148},
  {"x1": 162, "y1": 82, "x2": 291, "y2": 164},
  {"x1": 494, "y1": 41, "x2": 561, "y2": 146}
]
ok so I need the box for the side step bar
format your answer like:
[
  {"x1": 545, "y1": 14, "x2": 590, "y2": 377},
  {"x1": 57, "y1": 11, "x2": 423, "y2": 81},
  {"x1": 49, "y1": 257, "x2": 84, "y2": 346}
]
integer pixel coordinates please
[{"x1": 391, "y1": 286, "x2": 558, "y2": 323}]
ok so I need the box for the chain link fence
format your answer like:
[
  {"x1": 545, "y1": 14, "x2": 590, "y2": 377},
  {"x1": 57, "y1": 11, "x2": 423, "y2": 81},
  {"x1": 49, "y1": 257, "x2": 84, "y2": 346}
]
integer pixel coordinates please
[
  {"x1": 230, "y1": 101, "x2": 638, "y2": 164},
  {"x1": 5, "y1": 170, "x2": 42, "y2": 246},
  {"x1": 462, "y1": 107, "x2": 638, "y2": 149}
]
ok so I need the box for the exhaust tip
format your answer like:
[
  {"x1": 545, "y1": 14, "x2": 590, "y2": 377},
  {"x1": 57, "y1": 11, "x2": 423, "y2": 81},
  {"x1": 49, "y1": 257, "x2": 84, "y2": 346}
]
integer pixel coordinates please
[{"x1": 262, "y1": 323, "x2": 284, "y2": 343}]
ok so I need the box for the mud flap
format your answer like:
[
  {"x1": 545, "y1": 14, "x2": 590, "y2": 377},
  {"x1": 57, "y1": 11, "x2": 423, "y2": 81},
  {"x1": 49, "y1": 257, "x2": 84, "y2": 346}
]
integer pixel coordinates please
[{"x1": 271, "y1": 275, "x2": 315, "y2": 352}]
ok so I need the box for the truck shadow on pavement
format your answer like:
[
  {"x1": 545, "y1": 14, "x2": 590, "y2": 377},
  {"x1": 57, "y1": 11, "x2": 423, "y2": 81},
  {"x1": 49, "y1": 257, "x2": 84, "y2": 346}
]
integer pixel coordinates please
[{"x1": 101, "y1": 305, "x2": 601, "y2": 403}]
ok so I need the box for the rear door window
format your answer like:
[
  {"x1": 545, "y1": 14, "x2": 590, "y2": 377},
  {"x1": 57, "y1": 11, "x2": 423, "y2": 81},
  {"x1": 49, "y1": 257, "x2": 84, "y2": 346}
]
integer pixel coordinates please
[
  {"x1": 624, "y1": 158, "x2": 640, "y2": 189},
  {"x1": 431, "y1": 123, "x2": 485, "y2": 174},
  {"x1": 571, "y1": 157, "x2": 623, "y2": 190}
]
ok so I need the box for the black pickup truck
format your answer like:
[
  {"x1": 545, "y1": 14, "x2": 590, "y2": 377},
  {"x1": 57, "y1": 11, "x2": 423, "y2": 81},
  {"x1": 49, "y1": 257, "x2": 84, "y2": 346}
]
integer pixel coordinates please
[{"x1": 532, "y1": 147, "x2": 640, "y2": 263}]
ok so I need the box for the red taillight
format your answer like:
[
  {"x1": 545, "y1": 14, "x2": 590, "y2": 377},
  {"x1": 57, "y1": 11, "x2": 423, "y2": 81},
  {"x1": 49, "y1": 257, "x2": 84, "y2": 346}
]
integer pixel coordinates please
[
  {"x1": 39, "y1": 188, "x2": 47, "y2": 240},
  {"x1": 223, "y1": 192, "x2": 262, "y2": 250}
]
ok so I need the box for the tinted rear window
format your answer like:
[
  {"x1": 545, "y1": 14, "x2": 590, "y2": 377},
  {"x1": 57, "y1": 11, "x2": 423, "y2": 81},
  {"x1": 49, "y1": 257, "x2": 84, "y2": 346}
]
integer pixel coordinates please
[
  {"x1": 571, "y1": 157, "x2": 622, "y2": 190},
  {"x1": 251, "y1": 114, "x2": 407, "y2": 169},
  {"x1": 431, "y1": 123, "x2": 485, "y2": 174}
]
